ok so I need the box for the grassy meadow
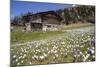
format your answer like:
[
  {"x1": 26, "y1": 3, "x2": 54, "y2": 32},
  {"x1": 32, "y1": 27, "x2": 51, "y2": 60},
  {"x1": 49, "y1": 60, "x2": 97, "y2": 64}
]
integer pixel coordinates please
[{"x1": 11, "y1": 23, "x2": 95, "y2": 67}]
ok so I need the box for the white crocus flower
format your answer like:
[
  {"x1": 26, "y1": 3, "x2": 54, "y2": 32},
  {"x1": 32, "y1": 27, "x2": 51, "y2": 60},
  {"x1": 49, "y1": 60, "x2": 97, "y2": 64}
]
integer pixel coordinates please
[
  {"x1": 83, "y1": 54, "x2": 90, "y2": 61},
  {"x1": 92, "y1": 47, "x2": 95, "y2": 50},
  {"x1": 55, "y1": 54, "x2": 58, "y2": 57},
  {"x1": 17, "y1": 63, "x2": 20, "y2": 65},
  {"x1": 32, "y1": 56, "x2": 35, "y2": 60},
  {"x1": 13, "y1": 55, "x2": 16, "y2": 58},
  {"x1": 80, "y1": 52, "x2": 83, "y2": 55},
  {"x1": 89, "y1": 49, "x2": 94, "y2": 54},
  {"x1": 74, "y1": 55, "x2": 77, "y2": 57},
  {"x1": 21, "y1": 60, "x2": 24, "y2": 63},
  {"x1": 24, "y1": 54, "x2": 26, "y2": 57},
  {"x1": 32, "y1": 55, "x2": 39, "y2": 60},
  {"x1": 77, "y1": 54, "x2": 80, "y2": 57},
  {"x1": 16, "y1": 59, "x2": 18, "y2": 62},
  {"x1": 43, "y1": 53, "x2": 47, "y2": 57},
  {"x1": 92, "y1": 55, "x2": 95, "y2": 58},
  {"x1": 61, "y1": 42, "x2": 65, "y2": 44},
  {"x1": 29, "y1": 62, "x2": 32, "y2": 64},
  {"x1": 39, "y1": 56, "x2": 45, "y2": 60},
  {"x1": 85, "y1": 51, "x2": 87, "y2": 54},
  {"x1": 80, "y1": 45, "x2": 83, "y2": 48}
]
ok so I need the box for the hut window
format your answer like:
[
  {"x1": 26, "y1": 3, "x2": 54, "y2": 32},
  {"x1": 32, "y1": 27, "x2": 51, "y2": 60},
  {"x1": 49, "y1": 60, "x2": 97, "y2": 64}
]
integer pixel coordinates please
[{"x1": 47, "y1": 25, "x2": 51, "y2": 28}]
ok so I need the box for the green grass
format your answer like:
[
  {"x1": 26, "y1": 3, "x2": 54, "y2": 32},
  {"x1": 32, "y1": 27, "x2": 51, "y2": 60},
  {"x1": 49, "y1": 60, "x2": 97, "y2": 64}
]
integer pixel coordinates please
[
  {"x1": 11, "y1": 31, "x2": 64, "y2": 44},
  {"x1": 62, "y1": 23, "x2": 94, "y2": 30},
  {"x1": 11, "y1": 23, "x2": 94, "y2": 44}
]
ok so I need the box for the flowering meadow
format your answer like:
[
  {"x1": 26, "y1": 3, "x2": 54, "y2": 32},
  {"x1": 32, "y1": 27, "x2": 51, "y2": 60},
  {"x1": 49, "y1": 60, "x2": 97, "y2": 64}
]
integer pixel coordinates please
[{"x1": 11, "y1": 26, "x2": 95, "y2": 67}]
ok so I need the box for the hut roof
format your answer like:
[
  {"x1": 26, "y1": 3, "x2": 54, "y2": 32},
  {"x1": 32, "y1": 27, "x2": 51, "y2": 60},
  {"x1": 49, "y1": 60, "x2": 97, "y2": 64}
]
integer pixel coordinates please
[{"x1": 38, "y1": 11, "x2": 62, "y2": 21}]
